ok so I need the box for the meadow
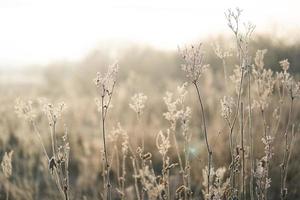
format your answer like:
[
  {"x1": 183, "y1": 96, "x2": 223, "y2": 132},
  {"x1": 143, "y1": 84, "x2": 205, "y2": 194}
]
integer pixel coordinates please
[{"x1": 1, "y1": 8, "x2": 300, "y2": 200}]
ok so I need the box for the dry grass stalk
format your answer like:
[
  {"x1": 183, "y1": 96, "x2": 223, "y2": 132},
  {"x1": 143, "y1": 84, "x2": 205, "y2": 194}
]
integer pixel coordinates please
[{"x1": 94, "y1": 62, "x2": 119, "y2": 200}]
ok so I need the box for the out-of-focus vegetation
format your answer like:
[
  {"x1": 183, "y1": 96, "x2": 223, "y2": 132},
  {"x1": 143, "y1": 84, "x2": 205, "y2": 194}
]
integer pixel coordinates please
[{"x1": 0, "y1": 31, "x2": 300, "y2": 200}]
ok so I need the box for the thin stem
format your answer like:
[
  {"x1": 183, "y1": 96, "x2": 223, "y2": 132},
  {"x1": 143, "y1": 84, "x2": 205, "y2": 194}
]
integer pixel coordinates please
[
  {"x1": 131, "y1": 157, "x2": 141, "y2": 200},
  {"x1": 6, "y1": 181, "x2": 9, "y2": 200},
  {"x1": 282, "y1": 125, "x2": 295, "y2": 200},
  {"x1": 171, "y1": 128, "x2": 186, "y2": 195},
  {"x1": 193, "y1": 82, "x2": 212, "y2": 195},
  {"x1": 222, "y1": 59, "x2": 228, "y2": 88},
  {"x1": 231, "y1": 68, "x2": 245, "y2": 132},
  {"x1": 101, "y1": 95, "x2": 111, "y2": 200},
  {"x1": 31, "y1": 121, "x2": 50, "y2": 161},
  {"x1": 240, "y1": 102, "x2": 245, "y2": 200},
  {"x1": 280, "y1": 97, "x2": 294, "y2": 200},
  {"x1": 229, "y1": 68, "x2": 245, "y2": 187},
  {"x1": 260, "y1": 109, "x2": 269, "y2": 200},
  {"x1": 248, "y1": 70, "x2": 254, "y2": 200}
]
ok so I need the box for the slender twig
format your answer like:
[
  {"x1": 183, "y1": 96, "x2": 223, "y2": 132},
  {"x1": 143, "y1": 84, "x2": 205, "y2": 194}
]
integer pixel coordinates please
[
  {"x1": 280, "y1": 96, "x2": 294, "y2": 200},
  {"x1": 101, "y1": 94, "x2": 111, "y2": 200},
  {"x1": 240, "y1": 102, "x2": 245, "y2": 200},
  {"x1": 193, "y1": 81, "x2": 212, "y2": 195},
  {"x1": 248, "y1": 69, "x2": 254, "y2": 200}
]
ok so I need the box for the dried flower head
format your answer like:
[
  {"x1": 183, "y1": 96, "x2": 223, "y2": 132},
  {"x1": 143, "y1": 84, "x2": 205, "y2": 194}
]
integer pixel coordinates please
[
  {"x1": 262, "y1": 136, "x2": 274, "y2": 160},
  {"x1": 279, "y1": 59, "x2": 290, "y2": 72},
  {"x1": 129, "y1": 93, "x2": 148, "y2": 117},
  {"x1": 15, "y1": 98, "x2": 36, "y2": 121},
  {"x1": 226, "y1": 8, "x2": 255, "y2": 75},
  {"x1": 252, "y1": 59, "x2": 275, "y2": 110},
  {"x1": 230, "y1": 65, "x2": 245, "y2": 94},
  {"x1": 179, "y1": 44, "x2": 209, "y2": 83},
  {"x1": 287, "y1": 79, "x2": 300, "y2": 99},
  {"x1": 94, "y1": 62, "x2": 119, "y2": 91},
  {"x1": 1, "y1": 150, "x2": 13, "y2": 178},
  {"x1": 42, "y1": 102, "x2": 66, "y2": 126},
  {"x1": 163, "y1": 82, "x2": 189, "y2": 130},
  {"x1": 254, "y1": 49, "x2": 268, "y2": 70},
  {"x1": 177, "y1": 106, "x2": 192, "y2": 136},
  {"x1": 213, "y1": 43, "x2": 232, "y2": 60},
  {"x1": 156, "y1": 130, "x2": 170, "y2": 156},
  {"x1": 139, "y1": 165, "x2": 164, "y2": 199},
  {"x1": 202, "y1": 166, "x2": 230, "y2": 199},
  {"x1": 94, "y1": 62, "x2": 119, "y2": 116},
  {"x1": 220, "y1": 96, "x2": 234, "y2": 120},
  {"x1": 109, "y1": 123, "x2": 129, "y2": 155}
]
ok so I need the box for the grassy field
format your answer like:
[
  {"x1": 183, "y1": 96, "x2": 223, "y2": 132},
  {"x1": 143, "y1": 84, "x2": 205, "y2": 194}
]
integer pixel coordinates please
[{"x1": 1, "y1": 9, "x2": 300, "y2": 200}]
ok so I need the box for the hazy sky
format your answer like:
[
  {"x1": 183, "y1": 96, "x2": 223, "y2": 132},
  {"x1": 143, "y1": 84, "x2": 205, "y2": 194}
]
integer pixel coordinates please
[{"x1": 0, "y1": 0, "x2": 300, "y2": 67}]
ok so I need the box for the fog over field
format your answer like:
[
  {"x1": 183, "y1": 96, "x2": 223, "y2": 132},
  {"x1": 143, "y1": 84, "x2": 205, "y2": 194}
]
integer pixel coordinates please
[{"x1": 0, "y1": 1, "x2": 300, "y2": 200}]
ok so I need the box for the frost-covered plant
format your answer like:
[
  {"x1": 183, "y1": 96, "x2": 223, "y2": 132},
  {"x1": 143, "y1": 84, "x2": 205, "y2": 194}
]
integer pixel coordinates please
[
  {"x1": 202, "y1": 166, "x2": 230, "y2": 200},
  {"x1": 163, "y1": 83, "x2": 192, "y2": 198},
  {"x1": 180, "y1": 44, "x2": 210, "y2": 84},
  {"x1": 109, "y1": 123, "x2": 129, "y2": 199},
  {"x1": 252, "y1": 49, "x2": 276, "y2": 111},
  {"x1": 254, "y1": 135, "x2": 274, "y2": 200},
  {"x1": 94, "y1": 62, "x2": 119, "y2": 200},
  {"x1": 179, "y1": 43, "x2": 213, "y2": 196},
  {"x1": 139, "y1": 165, "x2": 164, "y2": 200},
  {"x1": 15, "y1": 99, "x2": 70, "y2": 200},
  {"x1": 213, "y1": 43, "x2": 233, "y2": 85},
  {"x1": 1, "y1": 150, "x2": 13, "y2": 200},
  {"x1": 156, "y1": 130, "x2": 171, "y2": 199},
  {"x1": 220, "y1": 96, "x2": 235, "y2": 122},
  {"x1": 1, "y1": 151, "x2": 13, "y2": 179},
  {"x1": 276, "y1": 59, "x2": 299, "y2": 200},
  {"x1": 130, "y1": 92, "x2": 147, "y2": 152},
  {"x1": 129, "y1": 93, "x2": 148, "y2": 119}
]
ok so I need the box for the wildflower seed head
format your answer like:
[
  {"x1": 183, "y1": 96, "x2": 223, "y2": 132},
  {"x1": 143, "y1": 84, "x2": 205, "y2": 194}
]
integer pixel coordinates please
[
  {"x1": 1, "y1": 150, "x2": 13, "y2": 178},
  {"x1": 293, "y1": 81, "x2": 300, "y2": 98},
  {"x1": 15, "y1": 98, "x2": 36, "y2": 121},
  {"x1": 220, "y1": 96, "x2": 234, "y2": 120},
  {"x1": 163, "y1": 83, "x2": 189, "y2": 130},
  {"x1": 252, "y1": 66, "x2": 275, "y2": 110},
  {"x1": 156, "y1": 130, "x2": 170, "y2": 156},
  {"x1": 139, "y1": 165, "x2": 164, "y2": 199},
  {"x1": 262, "y1": 135, "x2": 274, "y2": 160},
  {"x1": 108, "y1": 123, "x2": 129, "y2": 155},
  {"x1": 230, "y1": 65, "x2": 245, "y2": 94},
  {"x1": 177, "y1": 106, "x2": 192, "y2": 135},
  {"x1": 163, "y1": 92, "x2": 177, "y2": 127},
  {"x1": 179, "y1": 44, "x2": 209, "y2": 83},
  {"x1": 94, "y1": 63, "x2": 118, "y2": 90},
  {"x1": 279, "y1": 59, "x2": 290, "y2": 72},
  {"x1": 254, "y1": 49, "x2": 268, "y2": 70},
  {"x1": 212, "y1": 43, "x2": 232, "y2": 60},
  {"x1": 129, "y1": 93, "x2": 148, "y2": 117},
  {"x1": 177, "y1": 82, "x2": 188, "y2": 103},
  {"x1": 94, "y1": 63, "x2": 118, "y2": 114},
  {"x1": 42, "y1": 102, "x2": 66, "y2": 126},
  {"x1": 215, "y1": 167, "x2": 226, "y2": 181},
  {"x1": 288, "y1": 80, "x2": 300, "y2": 99}
]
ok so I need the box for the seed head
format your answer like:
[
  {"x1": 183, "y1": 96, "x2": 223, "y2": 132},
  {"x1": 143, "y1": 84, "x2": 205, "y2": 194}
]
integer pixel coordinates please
[
  {"x1": 279, "y1": 59, "x2": 290, "y2": 72},
  {"x1": 179, "y1": 43, "x2": 209, "y2": 83},
  {"x1": 1, "y1": 150, "x2": 13, "y2": 178},
  {"x1": 129, "y1": 93, "x2": 148, "y2": 117},
  {"x1": 254, "y1": 49, "x2": 268, "y2": 70},
  {"x1": 15, "y1": 98, "x2": 36, "y2": 121},
  {"x1": 220, "y1": 96, "x2": 234, "y2": 120}
]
